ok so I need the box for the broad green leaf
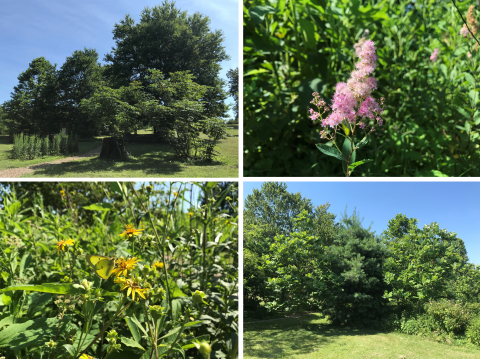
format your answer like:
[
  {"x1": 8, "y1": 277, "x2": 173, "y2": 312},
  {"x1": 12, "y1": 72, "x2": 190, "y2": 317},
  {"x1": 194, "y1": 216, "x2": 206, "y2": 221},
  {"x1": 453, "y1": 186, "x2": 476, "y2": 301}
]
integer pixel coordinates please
[
  {"x1": 244, "y1": 69, "x2": 270, "y2": 77},
  {"x1": 63, "y1": 344, "x2": 75, "y2": 357},
  {"x1": 83, "y1": 203, "x2": 114, "y2": 211},
  {"x1": 249, "y1": 5, "x2": 278, "y2": 25},
  {"x1": 27, "y1": 293, "x2": 51, "y2": 317},
  {"x1": 0, "y1": 315, "x2": 72, "y2": 351},
  {"x1": 0, "y1": 283, "x2": 81, "y2": 295},
  {"x1": 315, "y1": 143, "x2": 344, "y2": 162},
  {"x1": 348, "y1": 159, "x2": 374, "y2": 171},
  {"x1": 125, "y1": 316, "x2": 142, "y2": 343},
  {"x1": 1, "y1": 294, "x2": 11, "y2": 306},
  {"x1": 19, "y1": 253, "x2": 32, "y2": 278},
  {"x1": 172, "y1": 299, "x2": 181, "y2": 322},
  {"x1": 121, "y1": 336, "x2": 145, "y2": 351},
  {"x1": 0, "y1": 315, "x2": 15, "y2": 329},
  {"x1": 457, "y1": 107, "x2": 471, "y2": 120},
  {"x1": 128, "y1": 315, "x2": 148, "y2": 337},
  {"x1": 464, "y1": 72, "x2": 476, "y2": 87},
  {"x1": 299, "y1": 18, "x2": 316, "y2": 50}
]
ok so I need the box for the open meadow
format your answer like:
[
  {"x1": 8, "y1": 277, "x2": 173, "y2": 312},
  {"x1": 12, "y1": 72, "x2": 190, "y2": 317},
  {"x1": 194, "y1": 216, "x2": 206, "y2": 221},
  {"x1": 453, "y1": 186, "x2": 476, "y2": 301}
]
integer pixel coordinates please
[
  {"x1": 244, "y1": 314, "x2": 480, "y2": 359},
  {"x1": 0, "y1": 125, "x2": 238, "y2": 178}
]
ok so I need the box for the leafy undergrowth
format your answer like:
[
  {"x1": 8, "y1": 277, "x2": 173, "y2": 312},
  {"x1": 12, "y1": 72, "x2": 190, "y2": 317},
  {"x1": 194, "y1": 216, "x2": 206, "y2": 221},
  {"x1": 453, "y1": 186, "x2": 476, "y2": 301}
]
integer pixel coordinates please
[
  {"x1": 0, "y1": 181, "x2": 238, "y2": 358},
  {"x1": 243, "y1": 313, "x2": 480, "y2": 359}
]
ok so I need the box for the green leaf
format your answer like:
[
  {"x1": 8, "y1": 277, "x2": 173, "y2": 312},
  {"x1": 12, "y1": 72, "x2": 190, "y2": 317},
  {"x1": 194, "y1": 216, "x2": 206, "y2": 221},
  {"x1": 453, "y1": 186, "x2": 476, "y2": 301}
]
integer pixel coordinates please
[
  {"x1": 19, "y1": 253, "x2": 32, "y2": 278},
  {"x1": 128, "y1": 315, "x2": 148, "y2": 337},
  {"x1": 63, "y1": 344, "x2": 75, "y2": 357},
  {"x1": 464, "y1": 72, "x2": 476, "y2": 87},
  {"x1": 342, "y1": 138, "x2": 355, "y2": 176},
  {"x1": 0, "y1": 315, "x2": 72, "y2": 351},
  {"x1": 249, "y1": 5, "x2": 278, "y2": 25},
  {"x1": 125, "y1": 316, "x2": 142, "y2": 343},
  {"x1": 349, "y1": 159, "x2": 373, "y2": 171},
  {"x1": 27, "y1": 293, "x2": 51, "y2": 317},
  {"x1": 315, "y1": 143, "x2": 344, "y2": 162},
  {"x1": 121, "y1": 336, "x2": 145, "y2": 351},
  {"x1": 457, "y1": 107, "x2": 471, "y2": 120},
  {"x1": 83, "y1": 203, "x2": 114, "y2": 211},
  {"x1": 299, "y1": 18, "x2": 316, "y2": 50},
  {"x1": 355, "y1": 136, "x2": 369, "y2": 151},
  {"x1": 1, "y1": 294, "x2": 11, "y2": 306},
  {"x1": 172, "y1": 299, "x2": 181, "y2": 322},
  {"x1": 0, "y1": 283, "x2": 81, "y2": 295}
]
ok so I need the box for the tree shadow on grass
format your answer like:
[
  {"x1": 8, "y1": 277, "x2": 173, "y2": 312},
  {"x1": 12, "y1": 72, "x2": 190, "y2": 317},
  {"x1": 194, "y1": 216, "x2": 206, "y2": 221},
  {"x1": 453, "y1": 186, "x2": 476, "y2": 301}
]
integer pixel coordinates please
[
  {"x1": 0, "y1": 136, "x2": 11, "y2": 145},
  {"x1": 244, "y1": 314, "x2": 385, "y2": 358},
  {"x1": 27, "y1": 143, "x2": 230, "y2": 177}
]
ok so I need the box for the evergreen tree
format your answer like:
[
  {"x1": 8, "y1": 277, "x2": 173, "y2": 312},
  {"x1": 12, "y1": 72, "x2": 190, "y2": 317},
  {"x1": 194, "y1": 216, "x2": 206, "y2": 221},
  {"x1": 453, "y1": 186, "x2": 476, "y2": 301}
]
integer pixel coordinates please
[{"x1": 325, "y1": 208, "x2": 389, "y2": 325}]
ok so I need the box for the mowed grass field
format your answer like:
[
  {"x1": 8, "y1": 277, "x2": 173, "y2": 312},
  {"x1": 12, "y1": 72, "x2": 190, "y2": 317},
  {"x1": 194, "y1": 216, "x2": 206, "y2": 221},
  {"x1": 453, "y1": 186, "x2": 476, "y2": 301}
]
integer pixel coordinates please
[
  {"x1": 0, "y1": 125, "x2": 238, "y2": 177},
  {"x1": 244, "y1": 313, "x2": 480, "y2": 359}
]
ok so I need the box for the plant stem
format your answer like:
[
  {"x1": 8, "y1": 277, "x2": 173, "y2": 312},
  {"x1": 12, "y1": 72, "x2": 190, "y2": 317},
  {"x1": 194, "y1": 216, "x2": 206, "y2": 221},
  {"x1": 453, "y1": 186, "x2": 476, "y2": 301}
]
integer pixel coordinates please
[{"x1": 75, "y1": 301, "x2": 132, "y2": 359}]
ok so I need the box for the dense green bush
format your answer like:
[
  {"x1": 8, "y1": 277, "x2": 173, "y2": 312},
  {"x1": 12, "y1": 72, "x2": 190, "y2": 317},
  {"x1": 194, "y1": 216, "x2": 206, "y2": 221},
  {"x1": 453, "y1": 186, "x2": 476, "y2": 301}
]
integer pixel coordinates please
[
  {"x1": 11, "y1": 131, "x2": 79, "y2": 160},
  {"x1": 244, "y1": 0, "x2": 480, "y2": 177},
  {"x1": 466, "y1": 315, "x2": 480, "y2": 346},
  {"x1": 425, "y1": 300, "x2": 472, "y2": 336}
]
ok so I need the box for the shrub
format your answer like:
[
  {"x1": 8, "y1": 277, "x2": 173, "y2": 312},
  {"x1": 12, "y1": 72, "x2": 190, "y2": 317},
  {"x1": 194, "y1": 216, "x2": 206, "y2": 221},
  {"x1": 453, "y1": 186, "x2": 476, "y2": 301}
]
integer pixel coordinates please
[
  {"x1": 374, "y1": 312, "x2": 401, "y2": 332},
  {"x1": 425, "y1": 300, "x2": 472, "y2": 336},
  {"x1": 11, "y1": 131, "x2": 78, "y2": 160},
  {"x1": 40, "y1": 136, "x2": 49, "y2": 157},
  {"x1": 52, "y1": 133, "x2": 61, "y2": 156},
  {"x1": 466, "y1": 315, "x2": 480, "y2": 346}
]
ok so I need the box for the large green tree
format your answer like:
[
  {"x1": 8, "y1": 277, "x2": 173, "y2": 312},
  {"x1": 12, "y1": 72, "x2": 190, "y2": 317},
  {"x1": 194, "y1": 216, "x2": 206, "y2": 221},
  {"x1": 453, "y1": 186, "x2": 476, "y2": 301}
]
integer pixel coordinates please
[
  {"x1": 104, "y1": 1, "x2": 230, "y2": 118},
  {"x1": 382, "y1": 214, "x2": 469, "y2": 313},
  {"x1": 4, "y1": 57, "x2": 59, "y2": 135},
  {"x1": 58, "y1": 48, "x2": 104, "y2": 138},
  {"x1": 226, "y1": 67, "x2": 238, "y2": 122}
]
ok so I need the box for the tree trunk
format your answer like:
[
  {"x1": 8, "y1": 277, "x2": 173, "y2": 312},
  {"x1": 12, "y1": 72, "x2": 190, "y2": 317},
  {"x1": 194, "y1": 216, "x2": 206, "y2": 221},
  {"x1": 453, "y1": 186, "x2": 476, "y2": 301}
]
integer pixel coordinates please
[{"x1": 99, "y1": 137, "x2": 129, "y2": 161}]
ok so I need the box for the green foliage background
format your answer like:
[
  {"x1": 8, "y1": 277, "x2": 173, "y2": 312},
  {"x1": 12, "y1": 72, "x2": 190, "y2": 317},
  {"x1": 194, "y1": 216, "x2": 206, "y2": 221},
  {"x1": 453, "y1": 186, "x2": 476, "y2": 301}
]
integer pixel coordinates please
[
  {"x1": 0, "y1": 181, "x2": 238, "y2": 359},
  {"x1": 244, "y1": 0, "x2": 480, "y2": 177},
  {"x1": 244, "y1": 182, "x2": 480, "y2": 345}
]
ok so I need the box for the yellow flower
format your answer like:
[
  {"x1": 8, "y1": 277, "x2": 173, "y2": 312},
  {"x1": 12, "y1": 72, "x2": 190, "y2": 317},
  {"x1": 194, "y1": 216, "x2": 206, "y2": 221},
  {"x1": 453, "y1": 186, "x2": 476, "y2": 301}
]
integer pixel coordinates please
[
  {"x1": 60, "y1": 190, "x2": 65, "y2": 197},
  {"x1": 56, "y1": 239, "x2": 75, "y2": 254},
  {"x1": 114, "y1": 277, "x2": 148, "y2": 301},
  {"x1": 188, "y1": 212, "x2": 194, "y2": 217},
  {"x1": 173, "y1": 192, "x2": 178, "y2": 197},
  {"x1": 112, "y1": 257, "x2": 141, "y2": 277},
  {"x1": 225, "y1": 220, "x2": 231, "y2": 225},
  {"x1": 80, "y1": 354, "x2": 94, "y2": 359},
  {"x1": 120, "y1": 224, "x2": 145, "y2": 239},
  {"x1": 153, "y1": 261, "x2": 164, "y2": 270}
]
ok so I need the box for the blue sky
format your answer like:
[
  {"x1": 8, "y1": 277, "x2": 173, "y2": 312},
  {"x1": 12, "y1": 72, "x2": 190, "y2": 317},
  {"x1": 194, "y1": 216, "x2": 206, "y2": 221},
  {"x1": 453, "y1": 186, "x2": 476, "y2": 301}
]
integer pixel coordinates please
[
  {"x1": 244, "y1": 181, "x2": 480, "y2": 265},
  {"x1": 0, "y1": 0, "x2": 238, "y2": 116}
]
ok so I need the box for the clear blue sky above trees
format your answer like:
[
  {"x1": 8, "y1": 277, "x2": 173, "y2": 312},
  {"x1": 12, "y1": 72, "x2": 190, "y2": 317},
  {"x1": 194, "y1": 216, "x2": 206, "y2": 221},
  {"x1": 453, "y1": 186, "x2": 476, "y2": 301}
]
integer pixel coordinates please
[
  {"x1": 244, "y1": 181, "x2": 480, "y2": 265},
  {"x1": 0, "y1": 0, "x2": 239, "y2": 115}
]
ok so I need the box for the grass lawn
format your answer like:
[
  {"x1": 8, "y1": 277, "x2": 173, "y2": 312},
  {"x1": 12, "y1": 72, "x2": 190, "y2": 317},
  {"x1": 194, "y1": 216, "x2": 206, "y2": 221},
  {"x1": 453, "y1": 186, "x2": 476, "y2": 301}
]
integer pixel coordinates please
[
  {"x1": 21, "y1": 135, "x2": 238, "y2": 178},
  {"x1": 244, "y1": 313, "x2": 480, "y2": 358},
  {"x1": 0, "y1": 135, "x2": 101, "y2": 171}
]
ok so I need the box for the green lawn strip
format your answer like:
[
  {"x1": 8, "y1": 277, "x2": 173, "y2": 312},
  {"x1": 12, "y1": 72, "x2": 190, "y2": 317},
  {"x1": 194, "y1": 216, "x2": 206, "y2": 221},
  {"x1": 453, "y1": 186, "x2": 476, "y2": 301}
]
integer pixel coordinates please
[
  {"x1": 22, "y1": 137, "x2": 238, "y2": 178},
  {"x1": 0, "y1": 136, "x2": 101, "y2": 171},
  {"x1": 244, "y1": 313, "x2": 480, "y2": 359}
]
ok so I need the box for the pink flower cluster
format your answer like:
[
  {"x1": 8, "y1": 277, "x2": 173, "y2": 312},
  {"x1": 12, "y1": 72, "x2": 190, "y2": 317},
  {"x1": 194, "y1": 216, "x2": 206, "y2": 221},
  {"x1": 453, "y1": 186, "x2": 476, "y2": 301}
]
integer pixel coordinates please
[
  {"x1": 430, "y1": 48, "x2": 439, "y2": 62},
  {"x1": 460, "y1": 24, "x2": 470, "y2": 37},
  {"x1": 309, "y1": 39, "x2": 384, "y2": 134}
]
